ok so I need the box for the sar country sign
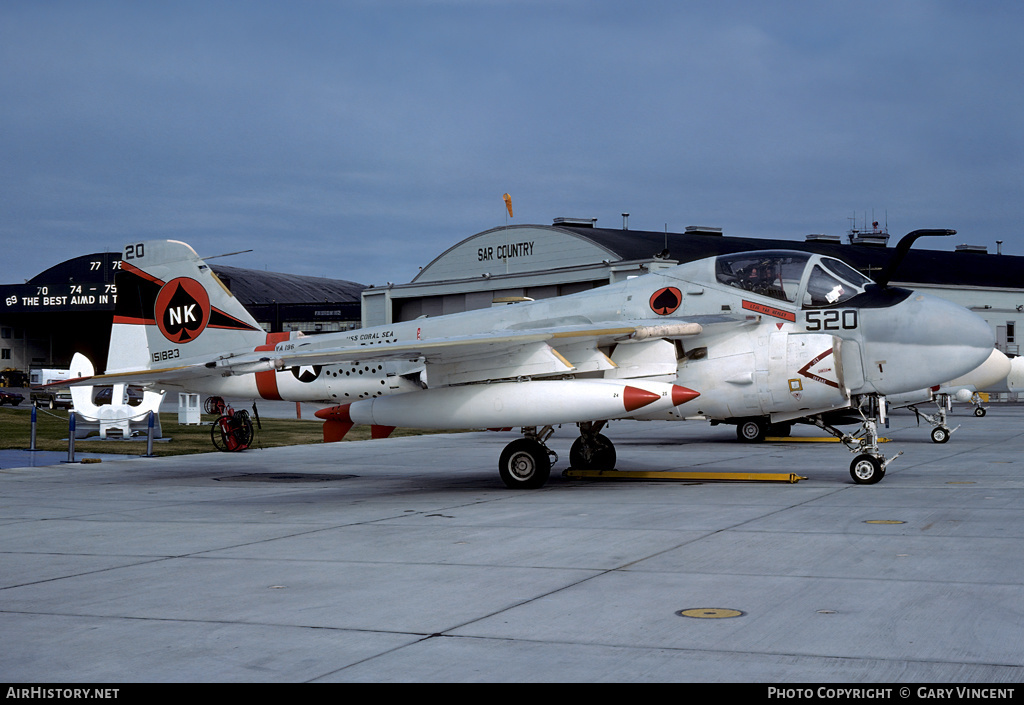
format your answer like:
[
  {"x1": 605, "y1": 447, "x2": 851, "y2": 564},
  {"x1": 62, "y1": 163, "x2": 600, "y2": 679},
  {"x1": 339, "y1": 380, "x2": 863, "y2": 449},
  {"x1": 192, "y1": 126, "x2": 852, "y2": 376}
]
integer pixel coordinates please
[{"x1": 155, "y1": 277, "x2": 211, "y2": 343}]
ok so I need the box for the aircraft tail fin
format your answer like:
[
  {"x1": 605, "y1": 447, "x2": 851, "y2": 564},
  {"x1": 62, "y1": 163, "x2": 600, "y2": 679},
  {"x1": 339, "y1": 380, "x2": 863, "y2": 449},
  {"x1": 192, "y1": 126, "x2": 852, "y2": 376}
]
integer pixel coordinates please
[{"x1": 106, "y1": 241, "x2": 266, "y2": 373}]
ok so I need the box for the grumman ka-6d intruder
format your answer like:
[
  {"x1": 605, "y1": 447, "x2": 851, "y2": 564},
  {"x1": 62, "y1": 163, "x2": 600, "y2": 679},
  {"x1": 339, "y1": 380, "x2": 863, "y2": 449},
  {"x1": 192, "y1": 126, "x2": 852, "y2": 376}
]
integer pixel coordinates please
[{"x1": 72, "y1": 232, "x2": 995, "y2": 487}]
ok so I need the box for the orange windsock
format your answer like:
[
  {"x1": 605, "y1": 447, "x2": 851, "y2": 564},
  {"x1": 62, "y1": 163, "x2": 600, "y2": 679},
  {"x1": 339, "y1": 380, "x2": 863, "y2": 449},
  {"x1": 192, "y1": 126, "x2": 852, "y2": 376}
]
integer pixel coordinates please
[{"x1": 503, "y1": 193, "x2": 513, "y2": 218}]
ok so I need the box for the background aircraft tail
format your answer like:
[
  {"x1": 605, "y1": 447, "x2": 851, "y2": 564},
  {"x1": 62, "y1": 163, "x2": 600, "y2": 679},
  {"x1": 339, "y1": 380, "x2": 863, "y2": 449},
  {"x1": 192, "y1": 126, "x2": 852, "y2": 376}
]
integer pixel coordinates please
[{"x1": 106, "y1": 240, "x2": 266, "y2": 373}]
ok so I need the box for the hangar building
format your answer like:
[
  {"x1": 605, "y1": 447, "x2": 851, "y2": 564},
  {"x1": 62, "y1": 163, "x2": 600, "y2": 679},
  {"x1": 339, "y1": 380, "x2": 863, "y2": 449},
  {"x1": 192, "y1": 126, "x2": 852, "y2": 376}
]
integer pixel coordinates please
[{"x1": 362, "y1": 218, "x2": 1024, "y2": 358}]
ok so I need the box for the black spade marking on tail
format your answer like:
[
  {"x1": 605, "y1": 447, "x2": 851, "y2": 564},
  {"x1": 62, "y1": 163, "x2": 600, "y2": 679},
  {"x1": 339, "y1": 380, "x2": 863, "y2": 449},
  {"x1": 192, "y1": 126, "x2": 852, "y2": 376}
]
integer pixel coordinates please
[{"x1": 162, "y1": 282, "x2": 205, "y2": 342}]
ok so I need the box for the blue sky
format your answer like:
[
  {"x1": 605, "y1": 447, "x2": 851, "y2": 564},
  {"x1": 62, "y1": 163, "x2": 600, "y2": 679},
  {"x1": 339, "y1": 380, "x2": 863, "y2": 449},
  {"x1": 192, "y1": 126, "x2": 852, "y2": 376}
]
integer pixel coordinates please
[{"x1": 2, "y1": 1, "x2": 1022, "y2": 287}]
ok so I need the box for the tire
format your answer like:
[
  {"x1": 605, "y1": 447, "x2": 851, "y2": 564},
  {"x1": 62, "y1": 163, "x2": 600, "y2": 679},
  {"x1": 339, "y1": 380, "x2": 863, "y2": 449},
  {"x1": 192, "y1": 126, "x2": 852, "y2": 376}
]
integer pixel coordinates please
[
  {"x1": 850, "y1": 454, "x2": 884, "y2": 484},
  {"x1": 974, "y1": 407, "x2": 986, "y2": 417},
  {"x1": 499, "y1": 439, "x2": 551, "y2": 489},
  {"x1": 569, "y1": 434, "x2": 616, "y2": 470},
  {"x1": 736, "y1": 418, "x2": 767, "y2": 443},
  {"x1": 930, "y1": 426, "x2": 950, "y2": 444}
]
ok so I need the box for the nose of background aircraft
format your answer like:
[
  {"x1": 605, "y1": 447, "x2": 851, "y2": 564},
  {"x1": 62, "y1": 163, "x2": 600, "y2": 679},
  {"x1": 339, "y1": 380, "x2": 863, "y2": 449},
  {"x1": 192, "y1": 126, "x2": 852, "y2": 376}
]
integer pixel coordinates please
[
  {"x1": 940, "y1": 348, "x2": 1012, "y2": 394},
  {"x1": 860, "y1": 292, "x2": 995, "y2": 395}
]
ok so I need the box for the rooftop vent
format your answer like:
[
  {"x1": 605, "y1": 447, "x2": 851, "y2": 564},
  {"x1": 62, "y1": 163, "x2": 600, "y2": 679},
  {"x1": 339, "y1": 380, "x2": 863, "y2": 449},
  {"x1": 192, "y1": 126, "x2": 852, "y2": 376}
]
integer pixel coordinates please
[
  {"x1": 955, "y1": 244, "x2": 989, "y2": 254},
  {"x1": 684, "y1": 226, "x2": 723, "y2": 236},
  {"x1": 553, "y1": 217, "x2": 597, "y2": 228}
]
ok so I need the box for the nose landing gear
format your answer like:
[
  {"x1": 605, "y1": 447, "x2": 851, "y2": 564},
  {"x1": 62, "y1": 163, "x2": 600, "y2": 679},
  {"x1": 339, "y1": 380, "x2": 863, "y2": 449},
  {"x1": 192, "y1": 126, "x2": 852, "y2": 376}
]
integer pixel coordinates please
[
  {"x1": 971, "y1": 392, "x2": 988, "y2": 417},
  {"x1": 909, "y1": 394, "x2": 959, "y2": 445},
  {"x1": 849, "y1": 453, "x2": 884, "y2": 484},
  {"x1": 811, "y1": 396, "x2": 901, "y2": 485}
]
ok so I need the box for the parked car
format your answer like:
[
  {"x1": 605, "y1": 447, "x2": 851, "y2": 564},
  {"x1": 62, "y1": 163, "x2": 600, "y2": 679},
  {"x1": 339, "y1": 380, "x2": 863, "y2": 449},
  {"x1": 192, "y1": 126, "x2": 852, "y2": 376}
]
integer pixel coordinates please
[
  {"x1": 93, "y1": 386, "x2": 144, "y2": 406},
  {"x1": 31, "y1": 388, "x2": 73, "y2": 410},
  {"x1": 0, "y1": 390, "x2": 24, "y2": 406}
]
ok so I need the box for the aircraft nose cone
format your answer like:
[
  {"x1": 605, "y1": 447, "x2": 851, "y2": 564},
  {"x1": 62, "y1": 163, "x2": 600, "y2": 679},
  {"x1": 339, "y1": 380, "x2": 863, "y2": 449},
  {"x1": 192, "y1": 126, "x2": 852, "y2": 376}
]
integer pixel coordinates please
[
  {"x1": 861, "y1": 292, "x2": 994, "y2": 394},
  {"x1": 922, "y1": 294, "x2": 994, "y2": 351}
]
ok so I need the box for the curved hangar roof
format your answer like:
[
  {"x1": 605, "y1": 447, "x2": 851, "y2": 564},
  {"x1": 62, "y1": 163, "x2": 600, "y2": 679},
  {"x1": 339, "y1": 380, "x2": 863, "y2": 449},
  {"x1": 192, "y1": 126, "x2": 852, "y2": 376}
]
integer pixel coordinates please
[
  {"x1": 413, "y1": 223, "x2": 627, "y2": 283},
  {"x1": 209, "y1": 264, "x2": 364, "y2": 306},
  {"x1": 412, "y1": 221, "x2": 1022, "y2": 289}
]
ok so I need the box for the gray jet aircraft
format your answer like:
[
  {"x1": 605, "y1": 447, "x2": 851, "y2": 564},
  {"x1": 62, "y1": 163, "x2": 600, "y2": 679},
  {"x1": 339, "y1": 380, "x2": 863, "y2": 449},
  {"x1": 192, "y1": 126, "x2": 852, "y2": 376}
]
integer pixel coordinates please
[{"x1": 73, "y1": 232, "x2": 995, "y2": 487}]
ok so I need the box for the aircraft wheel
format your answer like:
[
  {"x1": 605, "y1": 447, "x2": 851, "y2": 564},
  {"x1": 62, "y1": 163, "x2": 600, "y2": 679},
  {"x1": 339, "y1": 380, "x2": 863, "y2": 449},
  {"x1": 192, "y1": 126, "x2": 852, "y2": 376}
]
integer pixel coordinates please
[
  {"x1": 768, "y1": 421, "x2": 793, "y2": 438},
  {"x1": 930, "y1": 426, "x2": 951, "y2": 444},
  {"x1": 850, "y1": 454, "x2": 884, "y2": 484},
  {"x1": 736, "y1": 418, "x2": 767, "y2": 443},
  {"x1": 569, "y1": 434, "x2": 616, "y2": 470},
  {"x1": 974, "y1": 407, "x2": 987, "y2": 417},
  {"x1": 499, "y1": 439, "x2": 551, "y2": 489}
]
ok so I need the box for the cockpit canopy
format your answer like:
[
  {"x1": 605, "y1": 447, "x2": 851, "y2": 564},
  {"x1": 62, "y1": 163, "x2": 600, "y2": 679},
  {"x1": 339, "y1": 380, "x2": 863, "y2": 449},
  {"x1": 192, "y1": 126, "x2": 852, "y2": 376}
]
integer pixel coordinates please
[{"x1": 715, "y1": 250, "x2": 874, "y2": 308}]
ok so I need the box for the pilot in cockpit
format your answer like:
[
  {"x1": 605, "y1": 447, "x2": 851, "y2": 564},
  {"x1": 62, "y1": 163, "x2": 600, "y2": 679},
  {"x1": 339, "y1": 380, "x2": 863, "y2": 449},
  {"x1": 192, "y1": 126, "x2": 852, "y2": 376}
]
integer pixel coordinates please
[{"x1": 737, "y1": 260, "x2": 786, "y2": 301}]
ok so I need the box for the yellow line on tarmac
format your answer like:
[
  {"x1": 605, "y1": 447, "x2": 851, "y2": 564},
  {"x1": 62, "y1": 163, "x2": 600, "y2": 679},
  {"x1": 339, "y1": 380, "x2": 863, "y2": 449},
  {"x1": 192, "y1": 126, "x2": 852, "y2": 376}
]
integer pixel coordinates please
[
  {"x1": 564, "y1": 469, "x2": 807, "y2": 483},
  {"x1": 767, "y1": 436, "x2": 891, "y2": 443}
]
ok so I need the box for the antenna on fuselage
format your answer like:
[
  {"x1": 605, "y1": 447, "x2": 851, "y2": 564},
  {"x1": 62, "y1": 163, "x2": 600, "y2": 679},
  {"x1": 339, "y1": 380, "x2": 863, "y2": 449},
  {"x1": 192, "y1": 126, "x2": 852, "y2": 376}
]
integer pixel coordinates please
[{"x1": 202, "y1": 249, "x2": 254, "y2": 261}]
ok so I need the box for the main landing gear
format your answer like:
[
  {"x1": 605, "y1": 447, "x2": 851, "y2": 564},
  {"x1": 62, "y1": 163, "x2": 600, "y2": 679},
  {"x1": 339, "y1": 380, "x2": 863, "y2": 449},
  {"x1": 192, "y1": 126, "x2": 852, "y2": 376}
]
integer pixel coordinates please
[
  {"x1": 736, "y1": 418, "x2": 768, "y2": 443},
  {"x1": 497, "y1": 420, "x2": 618, "y2": 489},
  {"x1": 809, "y1": 396, "x2": 901, "y2": 485},
  {"x1": 498, "y1": 425, "x2": 556, "y2": 489},
  {"x1": 570, "y1": 421, "x2": 616, "y2": 470},
  {"x1": 734, "y1": 417, "x2": 792, "y2": 443},
  {"x1": 909, "y1": 394, "x2": 960, "y2": 445}
]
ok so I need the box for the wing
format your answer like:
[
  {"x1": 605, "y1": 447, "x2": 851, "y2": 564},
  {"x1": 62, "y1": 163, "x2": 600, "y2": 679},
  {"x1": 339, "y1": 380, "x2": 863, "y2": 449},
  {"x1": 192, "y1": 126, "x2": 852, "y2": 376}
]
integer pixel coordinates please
[
  {"x1": 73, "y1": 320, "x2": 706, "y2": 388},
  {"x1": 277, "y1": 320, "x2": 704, "y2": 386}
]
